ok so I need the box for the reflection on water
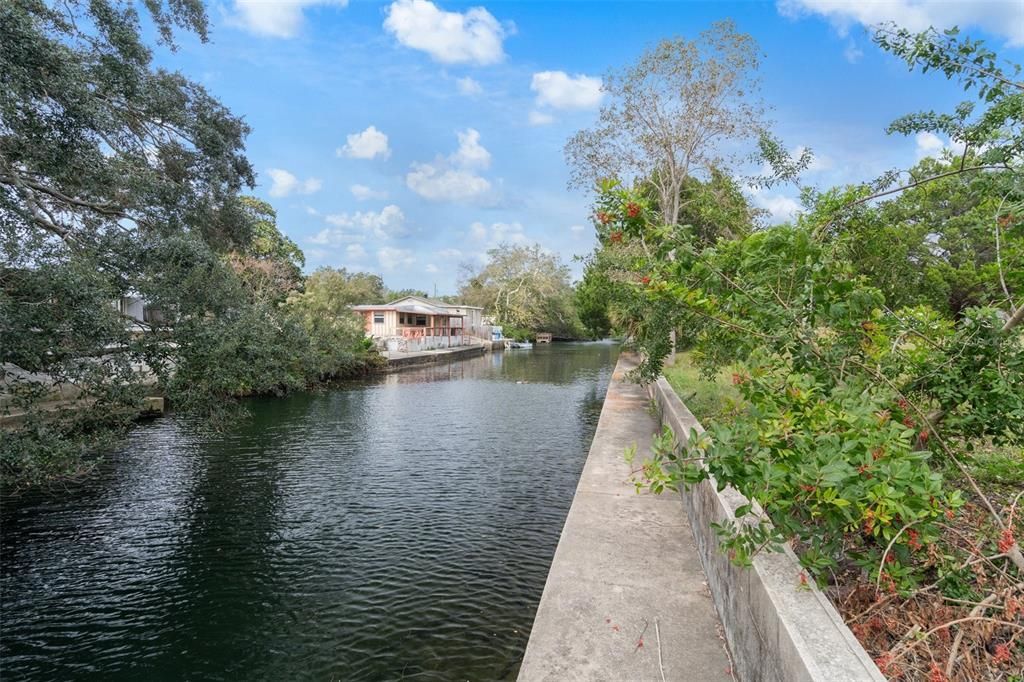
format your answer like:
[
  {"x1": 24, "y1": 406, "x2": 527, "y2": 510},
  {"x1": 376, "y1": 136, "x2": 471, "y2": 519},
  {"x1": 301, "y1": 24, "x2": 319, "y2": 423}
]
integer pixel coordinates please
[{"x1": 1, "y1": 342, "x2": 618, "y2": 680}]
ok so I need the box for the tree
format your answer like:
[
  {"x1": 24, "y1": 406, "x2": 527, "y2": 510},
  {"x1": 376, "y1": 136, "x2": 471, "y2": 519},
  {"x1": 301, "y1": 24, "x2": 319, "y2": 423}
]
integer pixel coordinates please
[
  {"x1": 1, "y1": 0, "x2": 257, "y2": 484},
  {"x1": 459, "y1": 244, "x2": 582, "y2": 338},
  {"x1": 385, "y1": 288, "x2": 430, "y2": 301},
  {"x1": 290, "y1": 267, "x2": 386, "y2": 313},
  {"x1": 825, "y1": 156, "x2": 1023, "y2": 317},
  {"x1": 284, "y1": 268, "x2": 376, "y2": 383},
  {"x1": 574, "y1": 263, "x2": 614, "y2": 338},
  {"x1": 1, "y1": 0, "x2": 253, "y2": 252},
  {"x1": 810, "y1": 23, "x2": 1023, "y2": 238},
  {"x1": 227, "y1": 197, "x2": 306, "y2": 304},
  {"x1": 587, "y1": 28, "x2": 1023, "y2": 677},
  {"x1": 565, "y1": 21, "x2": 766, "y2": 227},
  {"x1": 0, "y1": 2, "x2": 379, "y2": 489}
]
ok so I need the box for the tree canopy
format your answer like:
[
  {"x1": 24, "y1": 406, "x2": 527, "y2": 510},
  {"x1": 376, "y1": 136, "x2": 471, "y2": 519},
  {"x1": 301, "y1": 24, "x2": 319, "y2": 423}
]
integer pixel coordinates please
[
  {"x1": 1, "y1": 1, "x2": 377, "y2": 489},
  {"x1": 579, "y1": 24, "x2": 1023, "y2": 679},
  {"x1": 459, "y1": 243, "x2": 583, "y2": 338},
  {"x1": 566, "y1": 20, "x2": 767, "y2": 227}
]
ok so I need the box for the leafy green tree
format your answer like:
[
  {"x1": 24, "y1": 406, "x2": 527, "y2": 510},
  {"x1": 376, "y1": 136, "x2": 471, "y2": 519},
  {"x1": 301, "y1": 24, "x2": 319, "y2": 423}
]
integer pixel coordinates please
[
  {"x1": 823, "y1": 157, "x2": 1023, "y2": 317},
  {"x1": 673, "y1": 170, "x2": 762, "y2": 244},
  {"x1": 581, "y1": 26, "x2": 1024, "y2": 602},
  {"x1": 290, "y1": 267, "x2": 386, "y2": 312},
  {"x1": 385, "y1": 288, "x2": 430, "y2": 301},
  {"x1": 228, "y1": 197, "x2": 305, "y2": 298},
  {"x1": 1, "y1": 2, "x2": 377, "y2": 489},
  {"x1": 1, "y1": 0, "x2": 255, "y2": 485},
  {"x1": 574, "y1": 262, "x2": 615, "y2": 338},
  {"x1": 223, "y1": 197, "x2": 307, "y2": 305},
  {"x1": 284, "y1": 268, "x2": 377, "y2": 381},
  {"x1": 459, "y1": 244, "x2": 583, "y2": 338},
  {"x1": 1, "y1": 0, "x2": 253, "y2": 252}
]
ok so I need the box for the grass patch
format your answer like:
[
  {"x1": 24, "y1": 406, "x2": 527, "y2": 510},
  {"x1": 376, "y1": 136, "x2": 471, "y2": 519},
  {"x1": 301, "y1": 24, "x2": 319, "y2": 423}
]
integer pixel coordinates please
[
  {"x1": 943, "y1": 440, "x2": 1024, "y2": 504},
  {"x1": 662, "y1": 352, "x2": 743, "y2": 423}
]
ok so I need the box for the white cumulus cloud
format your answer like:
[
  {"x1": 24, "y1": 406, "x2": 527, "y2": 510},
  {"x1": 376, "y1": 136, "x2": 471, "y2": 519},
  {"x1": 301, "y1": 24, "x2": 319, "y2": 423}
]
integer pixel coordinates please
[
  {"x1": 346, "y1": 243, "x2": 367, "y2": 259},
  {"x1": 383, "y1": 0, "x2": 512, "y2": 65},
  {"x1": 378, "y1": 246, "x2": 416, "y2": 271},
  {"x1": 469, "y1": 221, "x2": 529, "y2": 248},
  {"x1": 407, "y1": 165, "x2": 491, "y2": 202},
  {"x1": 451, "y1": 128, "x2": 491, "y2": 169},
  {"x1": 267, "y1": 168, "x2": 322, "y2": 197},
  {"x1": 528, "y1": 110, "x2": 554, "y2": 126},
  {"x1": 406, "y1": 128, "x2": 493, "y2": 202},
  {"x1": 531, "y1": 71, "x2": 603, "y2": 110},
  {"x1": 338, "y1": 126, "x2": 390, "y2": 160},
  {"x1": 569, "y1": 224, "x2": 586, "y2": 236},
  {"x1": 350, "y1": 184, "x2": 388, "y2": 201},
  {"x1": 748, "y1": 185, "x2": 801, "y2": 224},
  {"x1": 311, "y1": 205, "x2": 407, "y2": 245},
  {"x1": 777, "y1": 0, "x2": 1024, "y2": 47},
  {"x1": 469, "y1": 222, "x2": 488, "y2": 240},
  {"x1": 229, "y1": 0, "x2": 348, "y2": 38},
  {"x1": 425, "y1": 263, "x2": 440, "y2": 273},
  {"x1": 456, "y1": 76, "x2": 483, "y2": 95},
  {"x1": 437, "y1": 248, "x2": 463, "y2": 259},
  {"x1": 915, "y1": 131, "x2": 966, "y2": 160}
]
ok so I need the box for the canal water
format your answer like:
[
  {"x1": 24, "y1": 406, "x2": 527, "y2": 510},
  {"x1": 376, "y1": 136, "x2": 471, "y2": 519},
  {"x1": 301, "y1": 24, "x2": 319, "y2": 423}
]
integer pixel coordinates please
[{"x1": 1, "y1": 342, "x2": 619, "y2": 680}]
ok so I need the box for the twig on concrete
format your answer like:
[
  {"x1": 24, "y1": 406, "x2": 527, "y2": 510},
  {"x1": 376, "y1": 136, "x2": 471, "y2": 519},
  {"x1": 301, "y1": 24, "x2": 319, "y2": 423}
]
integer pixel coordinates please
[{"x1": 655, "y1": 619, "x2": 666, "y2": 682}]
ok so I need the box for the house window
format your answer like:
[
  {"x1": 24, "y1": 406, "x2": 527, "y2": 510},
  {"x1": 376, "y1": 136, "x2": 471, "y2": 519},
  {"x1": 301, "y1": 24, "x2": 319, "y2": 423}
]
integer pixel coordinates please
[
  {"x1": 373, "y1": 313, "x2": 385, "y2": 324},
  {"x1": 415, "y1": 315, "x2": 427, "y2": 326},
  {"x1": 399, "y1": 313, "x2": 406, "y2": 324}
]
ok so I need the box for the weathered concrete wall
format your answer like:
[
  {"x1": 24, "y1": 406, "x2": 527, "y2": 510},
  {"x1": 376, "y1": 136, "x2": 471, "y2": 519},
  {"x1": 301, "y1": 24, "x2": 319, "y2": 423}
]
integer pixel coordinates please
[
  {"x1": 518, "y1": 354, "x2": 728, "y2": 682},
  {"x1": 384, "y1": 344, "x2": 486, "y2": 371},
  {"x1": 648, "y1": 377, "x2": 885, "y2": 682}
]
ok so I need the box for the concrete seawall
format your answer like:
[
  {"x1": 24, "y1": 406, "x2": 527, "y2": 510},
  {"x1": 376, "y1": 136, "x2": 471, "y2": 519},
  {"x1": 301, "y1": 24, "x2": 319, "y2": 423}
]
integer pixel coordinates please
[
  {"x1": 520, "y1": 353, "x2": 885, "y2": 681},
  {"x1": 518, "y1": 353, "x2": 729, "y2": 681},
  {"x1": 384, "y1": 344, "x2": 487, "y2": 371},
  {"x1": 648, "y1": 376, "x2": 885, "y2": 682}
]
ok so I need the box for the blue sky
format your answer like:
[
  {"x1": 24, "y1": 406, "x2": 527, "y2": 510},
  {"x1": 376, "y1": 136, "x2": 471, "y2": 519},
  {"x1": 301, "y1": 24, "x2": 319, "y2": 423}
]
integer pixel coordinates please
[{"x1": 153, "y1": 0, "x2": 1024, "y2": 294}]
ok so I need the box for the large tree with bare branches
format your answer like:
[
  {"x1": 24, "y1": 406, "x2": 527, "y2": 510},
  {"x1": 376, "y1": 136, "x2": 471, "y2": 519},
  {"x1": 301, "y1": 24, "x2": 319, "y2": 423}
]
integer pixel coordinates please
[{"x1": 565, "y1": 20, "x2": 766, "y2": 227}]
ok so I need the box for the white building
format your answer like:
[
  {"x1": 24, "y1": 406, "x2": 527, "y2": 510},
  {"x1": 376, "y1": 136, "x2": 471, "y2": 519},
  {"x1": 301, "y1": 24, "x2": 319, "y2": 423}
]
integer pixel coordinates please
[{"x1": 112, "y1": 295, "x2": 164, "y2": 333}]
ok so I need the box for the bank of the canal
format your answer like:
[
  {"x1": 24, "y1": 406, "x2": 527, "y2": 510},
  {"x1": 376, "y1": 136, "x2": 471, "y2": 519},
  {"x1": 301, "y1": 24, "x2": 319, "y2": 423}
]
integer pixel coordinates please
[
  {"x1": 0, "y1": 343, "x2": 618, "y2": 680},
  {"x1": 518, "y1": 353, "x2": 728, "y2": 681}
]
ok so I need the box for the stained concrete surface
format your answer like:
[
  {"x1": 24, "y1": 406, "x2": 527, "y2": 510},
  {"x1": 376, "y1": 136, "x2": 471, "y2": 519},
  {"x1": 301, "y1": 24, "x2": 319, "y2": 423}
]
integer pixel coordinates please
[{"x1": 518, "y1": 354, "x2": 730, "y2": 682}]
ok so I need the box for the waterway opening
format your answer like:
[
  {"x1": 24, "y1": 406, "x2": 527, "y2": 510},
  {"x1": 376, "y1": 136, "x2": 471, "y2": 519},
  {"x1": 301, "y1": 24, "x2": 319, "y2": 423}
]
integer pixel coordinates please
[{"x1": 1, "y1": 342, "x2": 619, "y2": 680}]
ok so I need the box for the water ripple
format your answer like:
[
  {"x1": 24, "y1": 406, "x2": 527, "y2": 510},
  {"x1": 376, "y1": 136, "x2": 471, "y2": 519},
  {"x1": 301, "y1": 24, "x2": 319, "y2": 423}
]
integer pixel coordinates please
[{"x1": 1, "y1": 343, "x2": 618, "y2": 680}]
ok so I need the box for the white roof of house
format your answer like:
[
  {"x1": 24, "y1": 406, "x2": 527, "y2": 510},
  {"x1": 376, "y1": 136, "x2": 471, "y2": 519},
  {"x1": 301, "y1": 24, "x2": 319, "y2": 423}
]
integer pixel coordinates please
[
  {"x1": 352, "y1": 300, "x2": 458, "y2": 317},
  {"x1": 351, "y1": 295, "x2": 481, "y2": 316}
]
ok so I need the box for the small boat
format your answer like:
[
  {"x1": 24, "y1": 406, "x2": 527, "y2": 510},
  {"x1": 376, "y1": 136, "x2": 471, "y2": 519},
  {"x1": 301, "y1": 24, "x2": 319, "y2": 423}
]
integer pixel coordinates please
[{"x1": 504, "y1": 340, "x2": 533, "y2": 350}]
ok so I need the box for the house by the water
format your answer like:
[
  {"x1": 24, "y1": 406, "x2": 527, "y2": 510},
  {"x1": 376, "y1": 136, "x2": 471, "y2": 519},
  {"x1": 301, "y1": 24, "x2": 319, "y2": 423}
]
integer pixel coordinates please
[{"x1": 352, "y1": 296, "x2": 490, "y2": 352}]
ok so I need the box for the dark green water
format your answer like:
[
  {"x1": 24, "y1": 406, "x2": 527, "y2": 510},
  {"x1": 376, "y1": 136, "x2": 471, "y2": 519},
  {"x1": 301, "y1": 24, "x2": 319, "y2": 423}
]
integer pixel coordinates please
[{"x1": 1, "y1": 342, "x2": 618, "y2": 681}]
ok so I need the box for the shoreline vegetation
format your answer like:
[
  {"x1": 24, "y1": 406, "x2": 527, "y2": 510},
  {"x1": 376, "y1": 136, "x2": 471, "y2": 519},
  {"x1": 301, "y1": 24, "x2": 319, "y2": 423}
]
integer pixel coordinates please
[
  {"x1": 1, "y1": 2, "x2": 588, "y2": 492},
  {"x1": 663, "y1": 352, "x2": 1023, "y2": 680},
  {"x1": 3, "y1": 2, "x2": 1022, "y2": 680},
  {"x1": 577, "y1": 22, "x2": 1022, "y2": 681}
]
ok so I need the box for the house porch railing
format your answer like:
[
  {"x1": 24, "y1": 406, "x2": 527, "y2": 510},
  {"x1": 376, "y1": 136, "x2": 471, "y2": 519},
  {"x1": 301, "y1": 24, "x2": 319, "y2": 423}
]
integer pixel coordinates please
[{"x1": 399, "y1": 327, "x2": 463, "y2": 338}]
